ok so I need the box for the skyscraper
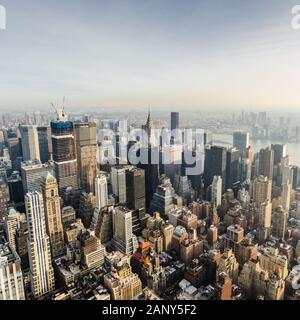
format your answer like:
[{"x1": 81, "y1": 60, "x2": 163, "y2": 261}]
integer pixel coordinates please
[
  {"x1": 4, "y1": 208, "x2": 26, "y2": 251},
  {"x1": 111, "y1": 166, "x2": 127, "y2": 204},
  {"x1": 211, "y1": 176, "x2": 222, "y2": 207},
  {"x1": 5, "y1": 129, "x2": 22, "y2": 169},
  {"x1": 233, "y1": 131, "x2": 249, "y2": 155},
  {"x1": 7, "y1": 172, "x2": 24, "y2": 211},
  {"x1": 252, "y1": 175, "x2": 272, "y2": 207},
  {"x1": 271, "y1": 144, "x2": 287, "y2": 165},
  {"x1": 112, "y1": 206, "x2": 138, "y2": 255},
  {"x1": 0, "y1": 242, "x2": 26, "y2": 300},
  {"x1": 125, "y1": 166, "x2": 146, "y2": 211},
  {"x1": 150, "y1": 177, "x2": 175, "y2": 219},
  {"x1": 0, "y1": 178, "x2": 9, "y2": 220},
  {"x1": 41, "y1": 173, "x2": 65, "y2": 258},
  {"x1": 51, "y1": 110, "x2": 78, "y2": 195},
  {"x1": 161, "y1": 144, "x2": 182, "y2": 182},
  {"x1": 138, "y1": 146, "x2": 160, "y2": 209},
  {"x1": 19, "y1": 125, "x2": 40, "y2": 162},
  {"x1": 241, "y1": 145, "x2": 253, "y2": 181},
  {"x1": 21, "y1": 160, "x2": 54, "y2": 194},
  {"x1": 95, "y1": 174, "x2": 109, "y2": 210},
  {"x1": 26, "y1": 192, "x2": 55, "y2": 299},
  {"x1": 37, "y1": 126, "x2": 52, "y2": 163},
  {"x1": 292, "y1": 166, "x2": 299, "y2": 190},
  {"x1": 258, "y1": 147, "x2": 274, "y2": 180},
  {"x1": 257, "y1": 201, "x2": 272, "y2": 243},
  {"x1": 281, "y1": 183, "x2": 291, "y2": 212},
  {"x1": 226, "y1": 148, "x2": 240, "y2": 190},
  {"x1": 75, "y1": 122, "x2": 98, "y2": 194},
  {"x1": 170, "y1": 112, "x2": 179, "y2": 144},
  {"x1": 171, "y1": 112, "x2": 179, "y2": 132},
  {"x1": 204, "y1": 145, "x2": 227, "y2": 192},
  {"x1": 272, "y1": 206, "x2": 288, "y2": 240}
]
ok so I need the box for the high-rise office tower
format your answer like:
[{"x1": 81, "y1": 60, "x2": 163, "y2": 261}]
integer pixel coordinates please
[
  {"x1": 41, "y1": 173, "x2": 65, "y2": 258},
  {"x1": 79, "y1": 192, "x2": 96, "y2": 228},
  {"x1": 226, "y1": 148, "x2": 240, "y2": 189},
  {"x1": 211, "y1": 176, "x2": 222, "y2": 207},
  {"x1": 75, "y1": 122, "x2": 98, "y2": 194},
  {"x1": 0, "y1": 242, "x2": 26, "y2": 300},
  {"x1": 115, "y1": 120, "x2": 129, "y2": 164},
  {"x1": 19, "y1": 125, "x2": 40, "y2": 161},
  {"x1": 25, "y1": 192, "x2": 55, "y2": 299},
  {"x1": 5, "y1": 129, "x2": 22, "y2": 169},
  {"x1": 259, "y1": 201, "x2": 272, "y2": 229},
  {"x1": 37, "y1": 126, "x2": 52, "y2": 163},
  {"x1": 21, "y1": 160, "x2": 54, "y2": 194},
  {"x1": 258, "y1": 147, "x2": 274, "y2": 180},
  {"x1": 51, "y1": 110, "x2": 78, "y2": 195},
  {"x1": 204, "y1": 145, "x2": 227, "y2": 192},
  {"x1": 292, "y1": 166, "x2": 299, "y2": 190},
  {"x1": 95, "y1": 174, "x2": 109, "y2": 210},
  {"x1": 272, "y1": 206, "x2": 288, "y2": 240},
  {"x1": 0, "y1": 178, "x2": 9, "y2": 220},
  {"x1": 281, "y1": 183, "x2": 291, "y2": 212},
  {"x1": 7, "y1": 172, "x2": 24, "y2": 211},
  {"x1": 175, "y1": 175, "x2": 193, "y2": 200},
  {"x1": 161, "y1": 144, "x2": 182, "y2": 183},
  {"x1": 257, "y1": 201, "x2": 272, "y2": 243},
  {"x1": 125, "y1": 166, "x2": 146, "y2": 211},
  {"x1": 271, "y1": 144, "x2": 287, "y2": 165},
  {"x1": 150, "y1": 177, "x2": 175, "y2": 219},
  {"x1": 94, "y1": 206, "x2": 114, "y2": 243},
  {"x1": 4, "y1": 208, "x2": 26, "y2": 251},
  {"x1": 241, "y1": 145, "x2": 253, "y2": 181},
  {"x1": 138, "y1": 146, "x2": 160, "y2": 209},
  {"x1": 112, "y1": 206, "x2": 138, "y2": 255},
  {"x1": 233, "y1": 131, "x2": 250, "y2": 155},
  {"x1": 124, "y1": 166, "x2": 146, "y2": 236},
  {"x1": 171, "y1": 112, "x2": 179, "y2": 131},
  {"x1": 170, "y1": 112, "x2": 179, "y2": 144},
  {"x1": 111, "y1": 166, "x2": 127, "y2": 204},
  {"x1": 252, "y1": 175, "x2": 272, "y2": 207}
]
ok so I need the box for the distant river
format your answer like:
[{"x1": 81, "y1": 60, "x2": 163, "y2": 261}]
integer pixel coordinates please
[{"x1": 213, "y1": 134, "x2": 300, "y2": 167}]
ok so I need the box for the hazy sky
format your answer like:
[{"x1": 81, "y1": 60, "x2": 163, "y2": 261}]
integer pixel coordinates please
[{"x1": 1, "y1": 0, "x2": 300, "y2": 111}]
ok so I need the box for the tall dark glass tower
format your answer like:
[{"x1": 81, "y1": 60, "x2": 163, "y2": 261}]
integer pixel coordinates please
[
  {"x1": 226, "y1": 148, "x2": 241, "y2": 190},
  {"x1": 126, "y1": 167, "x2": 146, "y2": 211},
  {"x1": 204, "y1": 145, "x2": 227, "y2": 193},
  {"x1": 171, "y1": 112, "x2": 179, "y2": 131},
  {"x1": 51, "y1": 110, "x2": 78, "y2": 195},
  {"x1": 171, "y1": 112, "x2": 179, "y2": 145},
  {"x1": 258, "y1": 147, "x2": 274, "y2": 181},
  {"x1": 37, "y1": 126, "x2": 52, "y2": 163}
]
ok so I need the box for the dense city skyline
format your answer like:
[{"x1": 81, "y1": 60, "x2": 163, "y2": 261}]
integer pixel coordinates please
[
  {"x1": 1, "y1": 108, "x2": 300, "y2": 301},
  {"x1": 1, "y1": 0, "x2": 300, "y2": 110}
]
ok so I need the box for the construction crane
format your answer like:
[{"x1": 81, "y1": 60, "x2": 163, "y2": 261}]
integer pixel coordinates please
[{"x1": 50, "y1": 97, "x2": 67, "y2": 121}]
